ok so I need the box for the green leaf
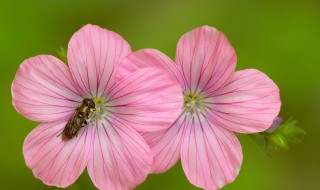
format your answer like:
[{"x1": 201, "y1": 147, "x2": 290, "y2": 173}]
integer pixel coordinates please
[
  {"x1": 267, "y1": 133, "x2": 289, "y2": 150},
  {"x1": 287, "y1": 137, "x2": 302, "y2": 144},
  {"x1": 248, "y1": 133, "x2": 267, "y2": 151},
  {"x1": 281, "y1": 125, "x2": 306, "y2": 138},
  {"x1": 56, "y1": 47, "x2": 68, "y2": 64}
]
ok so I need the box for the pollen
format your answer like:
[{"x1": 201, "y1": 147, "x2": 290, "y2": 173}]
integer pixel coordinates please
[
  {"x1": 184, "y1": 93, "x2": 203, "y2": 115},
  {"x1": 87, "y1": 98, "x2": 109, "y2": 123}
]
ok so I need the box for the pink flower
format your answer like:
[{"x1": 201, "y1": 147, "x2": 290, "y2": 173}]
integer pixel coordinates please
[
  {"x1": 11, "y1": 24, "x2": 182, "y2": 189},
  {"x1": 118, "y1": 26, "x2": 281, "y2": 189}
]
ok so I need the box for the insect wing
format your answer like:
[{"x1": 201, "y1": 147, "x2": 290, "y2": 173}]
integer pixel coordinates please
[{"x1": 62, "y1": 112, "x2": 82, "y2": 140}]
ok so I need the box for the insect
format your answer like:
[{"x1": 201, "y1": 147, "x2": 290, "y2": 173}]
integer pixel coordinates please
[{"x1": 60, "y1": 98, "x2": 95, "y2": 141}]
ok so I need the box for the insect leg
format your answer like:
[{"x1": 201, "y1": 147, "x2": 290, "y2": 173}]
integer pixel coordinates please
[
  {"x1": 82, "y1": 120, "x2": 88, "y2": 127},
  {"x1": 57, "y1": 131, "x2": 63, "y2": 138}
]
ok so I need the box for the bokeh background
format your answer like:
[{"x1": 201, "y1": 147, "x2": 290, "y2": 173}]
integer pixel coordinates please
[{"x1": 1, "y1": 0, "x2": 319, "y2": 189}]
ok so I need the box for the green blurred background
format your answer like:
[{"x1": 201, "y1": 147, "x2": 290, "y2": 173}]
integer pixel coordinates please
[{"x1": 1, "y1": 0, "x2": 319, "y2": 189}]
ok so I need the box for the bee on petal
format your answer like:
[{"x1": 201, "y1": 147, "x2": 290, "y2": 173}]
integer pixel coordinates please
[{"x1": 61, "y1": 98, "x2": 95, "y2": 141}]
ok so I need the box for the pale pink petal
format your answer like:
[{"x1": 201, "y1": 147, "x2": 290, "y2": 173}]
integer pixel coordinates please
[
  {"x1": 11, "y1": 55, "x2": 82, "y2": 122},
  {"x1": 68, "y1": 24, "x2": 131, "y2": 98},
  {"x1": 116, "y1": 49, "x2": 184, "y2": 85},
  {"x1": 108, "y1": 67, "x2": 183, "y2": 132},
  {"x1": 203, "y1": 69, "x2": 281, "y2": 133},
  {"x1": 175, "y1": 26, "x2": 236, "y2": 94},
  {"x1": 143, "y1": 114, "x2": 187, "y2": 173},
  {"x1": 87, "y1": 118, "x2": 152, "y2": 190},
  {"x1": 181, "y1": 113, "x2": 242, "y2": 190},
  {"x1": 23, "y1": 121, "x2": 93, "y2": 188}
]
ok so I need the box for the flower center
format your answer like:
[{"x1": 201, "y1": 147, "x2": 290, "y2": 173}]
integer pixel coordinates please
[
  {"x1": 184, "y1": 93, "x2": 203, "y2": 115},
  {"x1": 87, "y1": 98, "x2": 108, "y2": 123}
]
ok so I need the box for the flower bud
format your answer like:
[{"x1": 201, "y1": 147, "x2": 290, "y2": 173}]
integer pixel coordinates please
[{"x1": 266, "y1": 117, "x2": 283, "y2": 133}]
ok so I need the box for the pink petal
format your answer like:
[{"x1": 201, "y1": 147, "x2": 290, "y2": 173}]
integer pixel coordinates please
[
  {"x1": 23, "y1": 121, "x2": 93, "y2": 188},
  {"x1": 68, "y1": 24, "x2": 131, "y2": 98},
  {"x1": 204, "y1": 69, "x2": 281, "y2": 133},
  {"x1": 181, "y1": 114, "x2": 242, "y2": 190},
  {"x1": 87, "y1": 118, "x2": 152, "y2": 190},
  {"x1": 143, "y1": 114, "x2": 187, "y2": 173},
  {"x1": 11, "y1": 55, "x2": 82, "y2": 122},
  {"x1": 116, "y1": 49, "x2": 183, "y2": 85},
  {"x1": 175, "y1": 26, "x2": 237, "y2": 94},
  {"x1": 108, "y1": 67, "x2": 183, "y2": 132}
]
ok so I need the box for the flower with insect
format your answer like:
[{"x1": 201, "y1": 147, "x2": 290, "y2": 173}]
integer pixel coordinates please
[{"x1": 11, "y1": 24, "x2": 182, "y2": 190}]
